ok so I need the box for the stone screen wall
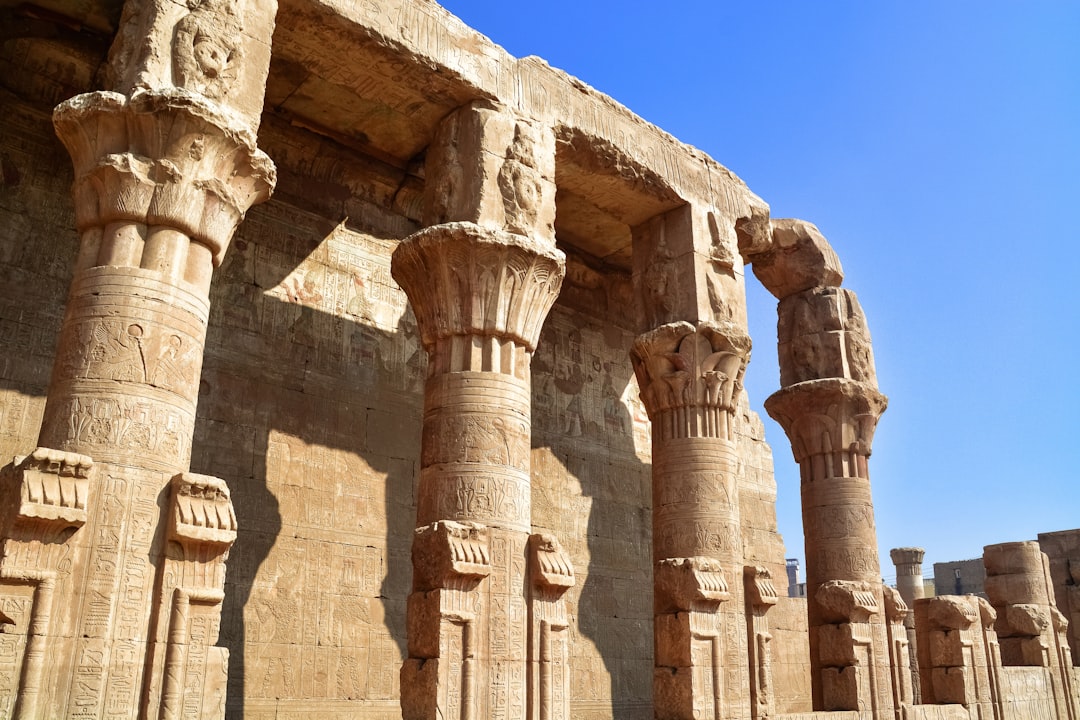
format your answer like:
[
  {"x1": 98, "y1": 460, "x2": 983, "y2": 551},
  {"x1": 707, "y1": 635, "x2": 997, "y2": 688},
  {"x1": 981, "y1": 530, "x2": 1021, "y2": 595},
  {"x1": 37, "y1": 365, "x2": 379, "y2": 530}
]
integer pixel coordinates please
[{"x1": 0, "y1": 8, "x2": 812, "y2": 718}]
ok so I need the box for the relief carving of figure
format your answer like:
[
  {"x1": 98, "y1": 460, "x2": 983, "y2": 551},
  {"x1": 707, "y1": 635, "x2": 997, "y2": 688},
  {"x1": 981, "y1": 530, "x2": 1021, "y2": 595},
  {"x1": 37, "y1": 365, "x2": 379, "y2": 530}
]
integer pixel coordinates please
[{"x1": 173, "y1": 0, "x2": 244, "y2": 100}]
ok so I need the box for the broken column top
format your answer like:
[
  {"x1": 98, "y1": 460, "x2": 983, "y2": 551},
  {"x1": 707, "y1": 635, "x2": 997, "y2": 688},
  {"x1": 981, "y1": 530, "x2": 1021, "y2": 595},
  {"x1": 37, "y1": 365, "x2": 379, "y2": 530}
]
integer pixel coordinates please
[{"x1": 746, "y1": 219, "x2": 844, "y2": 300}]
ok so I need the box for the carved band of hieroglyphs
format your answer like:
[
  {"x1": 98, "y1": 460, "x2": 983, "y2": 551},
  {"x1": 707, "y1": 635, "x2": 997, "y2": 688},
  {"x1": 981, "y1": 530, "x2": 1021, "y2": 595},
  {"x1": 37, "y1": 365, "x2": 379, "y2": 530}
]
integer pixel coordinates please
[
  {"x1": 422, "y1": 413, "x2": 530, "y2": 472},
  {"x1": 417, "y1": 468, "x2": 531, "y2": 532},
  {"x1": 809, "y1": 545, "x2": 881, "y2": 582},
  {"x1": 653, "y1": 439, "x2": 739, "y2": 510},
  {"x1": 39, "y1": 389, "x2": 196, "y2": 471},
  {"x1": 0, "y1": 567, "x2": 57, "y2": 720},
  {"x1": 802, "y1": 500, "x2": 877, "y2": 543},
  {"x1": 654, "y1": 518, "x2": 742, "y2": 565}
]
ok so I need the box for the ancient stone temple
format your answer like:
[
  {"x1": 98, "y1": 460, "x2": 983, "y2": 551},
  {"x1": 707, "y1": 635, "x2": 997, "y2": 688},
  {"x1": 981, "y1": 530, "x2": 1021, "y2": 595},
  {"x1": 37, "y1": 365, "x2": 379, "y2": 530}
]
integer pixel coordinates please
[{"x1": 0, "y1": 1, "x2": 1076, "y2": 719}]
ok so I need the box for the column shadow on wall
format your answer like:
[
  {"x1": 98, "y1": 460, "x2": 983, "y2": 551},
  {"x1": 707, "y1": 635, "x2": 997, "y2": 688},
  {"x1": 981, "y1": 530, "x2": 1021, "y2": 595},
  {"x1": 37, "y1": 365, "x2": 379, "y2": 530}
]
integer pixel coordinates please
[
  {"x1": 192, "y1": 214, "x2": 421, "y2": 717},
  {"x1": 191, "y1": 202, "x2": 653, "y2": 718},
  {"x1": 532, "y1": 310, "x2": 653, "y2": 719}
]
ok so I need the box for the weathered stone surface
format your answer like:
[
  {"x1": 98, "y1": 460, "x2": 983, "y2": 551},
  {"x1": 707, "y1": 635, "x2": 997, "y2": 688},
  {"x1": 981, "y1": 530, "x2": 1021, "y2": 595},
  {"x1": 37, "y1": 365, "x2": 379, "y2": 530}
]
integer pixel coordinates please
[{"x1": 0, "y1": 1, "x2": 1076, "y2": 719}]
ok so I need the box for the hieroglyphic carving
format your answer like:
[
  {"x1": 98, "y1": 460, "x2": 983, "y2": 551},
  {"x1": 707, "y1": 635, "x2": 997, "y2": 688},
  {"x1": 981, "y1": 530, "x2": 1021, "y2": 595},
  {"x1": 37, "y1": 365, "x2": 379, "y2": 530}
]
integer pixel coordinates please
[
  {"x1": 745, "y1": 566, "x2": 778, "y2": 720},
  {"x1": 653, "y1": 558, "x2": 730, "y2": 720},
  {"x1": 402, "y1": 521, "x2": 491, "y2": 720},
  {"x1": 984, "y1": 541, "x2": 1080, "y2": 720},
  {"x1": 0, "y1": 448, "x2": 91, "y2": 720},
  {"x1": 882, "y1": 586, "x2": 913, "y2": 717},
  {"x1": 141, "y1": 473, "x2": 237, "y2": 720},
  {"x1": 527, "y1": 533, "x2": 574, "y2": 720},
  {"x1": 915, "y1": 595, "x2": 1003, "y2": 720}
]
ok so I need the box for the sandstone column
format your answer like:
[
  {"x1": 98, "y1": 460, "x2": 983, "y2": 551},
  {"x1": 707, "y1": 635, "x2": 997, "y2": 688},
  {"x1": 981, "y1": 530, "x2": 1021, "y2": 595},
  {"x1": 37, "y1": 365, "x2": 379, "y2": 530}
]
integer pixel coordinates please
[
  {"x1": 914, "y1": 595, "x2": 1004, "y2": 720},
  {"x1": 890, "y1": 547, "x2": 925, "y2": 702},
  {"x1": 983, "y1": 541, "x2": 1079, "y2": 720},
  {"x1": 745, "y1": 566, "x2": 779, "y2": 720},
  {"x1": 631, "y1": 320, "x2": 751, "y2": 720},
  {"x1": 527, "y1": 533, "x2": 575, "y2": 720},
  {"x1": 748, "y1": 220, "x2": 896, "y2": 718},
  {"x1": 392, "y1": 101, "x2": 564, "y2": 720},
  {"x1": 0, "y1": 1, "x2": 275, "y2": 717},
  {"x1": 631, "y1": 200, "x2": 757, "y2": 720}
]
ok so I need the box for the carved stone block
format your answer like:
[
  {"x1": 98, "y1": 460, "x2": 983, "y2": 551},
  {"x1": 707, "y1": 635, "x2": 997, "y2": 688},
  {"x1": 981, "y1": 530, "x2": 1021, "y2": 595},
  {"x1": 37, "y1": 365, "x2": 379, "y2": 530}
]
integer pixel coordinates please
[
  {"x1": 655, "y1": 557, "x2": 731, "y2": 614},
  {"x1": 169, "y1": 472, "x2": 237, "y2": 547},
  {"x1": 8, "y1": 447, "x2": 93, "y2": 528},
  {"x1": 747, "y1": 218, "x2": 844, "y2": 300}
]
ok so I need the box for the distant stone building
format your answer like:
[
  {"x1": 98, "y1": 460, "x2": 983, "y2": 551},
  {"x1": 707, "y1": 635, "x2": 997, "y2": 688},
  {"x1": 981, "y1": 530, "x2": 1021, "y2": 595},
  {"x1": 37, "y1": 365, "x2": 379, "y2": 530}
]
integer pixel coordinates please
[{"x1": 934, "y1": 557, "x2": 988, "y2": 597}]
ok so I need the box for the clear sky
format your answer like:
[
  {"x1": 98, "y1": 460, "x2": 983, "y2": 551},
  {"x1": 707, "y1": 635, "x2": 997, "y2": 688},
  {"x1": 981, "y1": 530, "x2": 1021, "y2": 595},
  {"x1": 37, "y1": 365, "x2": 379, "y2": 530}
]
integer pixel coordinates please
[{"x1": 437, "y1": 1, "x2": 1080, "y2": 582}]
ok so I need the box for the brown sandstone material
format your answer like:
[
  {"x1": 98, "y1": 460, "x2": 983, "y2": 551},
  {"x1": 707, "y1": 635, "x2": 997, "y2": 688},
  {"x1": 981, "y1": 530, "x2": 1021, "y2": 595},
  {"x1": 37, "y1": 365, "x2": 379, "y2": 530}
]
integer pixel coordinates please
[
  {"x1": 0, "y1": 1, "x2": 275, "y2": 717},
  {"x1": 891, "y1": 547, "x2": 927, "y2": 703},
  {"x1": 984, "y1": 541, "x2": 1080, "y2": 720},
  {"x1": 631, "y1": 320, "x2": 754, "y2": 720},
  {"x1": 1039, "y1": 530, "x2": 1080, "y2": 662},
  {"x1": 756, "y1": 219, "x2": 897, "y2": 718},
  {"x1": 392, "y1": 100, "x2": 566, "y2": 720}
]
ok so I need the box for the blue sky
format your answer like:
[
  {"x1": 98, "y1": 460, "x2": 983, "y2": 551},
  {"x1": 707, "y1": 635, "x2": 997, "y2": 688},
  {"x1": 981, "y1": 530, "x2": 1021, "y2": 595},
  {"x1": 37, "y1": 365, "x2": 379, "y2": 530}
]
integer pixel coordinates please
[{"x1": 437, "y1": 1, "x2": 1080, "y2": 581}]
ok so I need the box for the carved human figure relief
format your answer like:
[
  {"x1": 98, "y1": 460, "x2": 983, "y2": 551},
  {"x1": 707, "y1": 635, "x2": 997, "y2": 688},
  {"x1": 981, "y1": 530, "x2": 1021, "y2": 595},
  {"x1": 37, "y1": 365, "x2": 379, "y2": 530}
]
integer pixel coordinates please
[{"x1": 173, "y1": 0, "x2": 244, "y2": 99}]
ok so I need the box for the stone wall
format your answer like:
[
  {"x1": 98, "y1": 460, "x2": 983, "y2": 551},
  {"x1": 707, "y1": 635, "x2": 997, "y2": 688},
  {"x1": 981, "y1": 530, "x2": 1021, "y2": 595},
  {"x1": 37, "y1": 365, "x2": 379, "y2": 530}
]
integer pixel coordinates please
[{"x1": 0, "y1": 33, "x2": 799, "y2": 717}]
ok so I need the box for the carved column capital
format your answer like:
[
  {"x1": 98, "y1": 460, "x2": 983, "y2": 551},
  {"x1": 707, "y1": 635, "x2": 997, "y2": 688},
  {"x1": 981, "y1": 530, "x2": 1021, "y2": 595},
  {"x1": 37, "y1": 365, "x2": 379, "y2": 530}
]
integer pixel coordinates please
[
  {"x1": 890, "y1": 546, "x2": 926, "y2": 568},
  {"x1": 764, "y1": 378, "x2": 887, "y2": 478},
  {"x1": 54, "y1": 90, "x2": 275, "y2": 268},
  {"x1": 630, "y1": 320, "x2": 750, "y2": 440},
  {"x1": 392, "y1": 222, "x2": 565, "y2": 357}
]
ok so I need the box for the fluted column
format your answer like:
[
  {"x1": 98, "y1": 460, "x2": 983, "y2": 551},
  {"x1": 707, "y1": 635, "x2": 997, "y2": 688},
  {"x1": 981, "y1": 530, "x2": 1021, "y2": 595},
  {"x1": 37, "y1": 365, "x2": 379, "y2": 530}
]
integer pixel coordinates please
[
  {"x1": 392, "y1": 101, "x2": 564, "y2": 720},
  {"x1": 631, "y1": 320, "x2": 752, "y2": 719},
  {"x1": 890, "y1": 547, "x2": 925, "y2": 703},
  {"x1": 0, "y1": 2, "x2": 276, "y2": 717},
  {"x1": 748, "y1": 219, "x2": 896, "y2": 718}
]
